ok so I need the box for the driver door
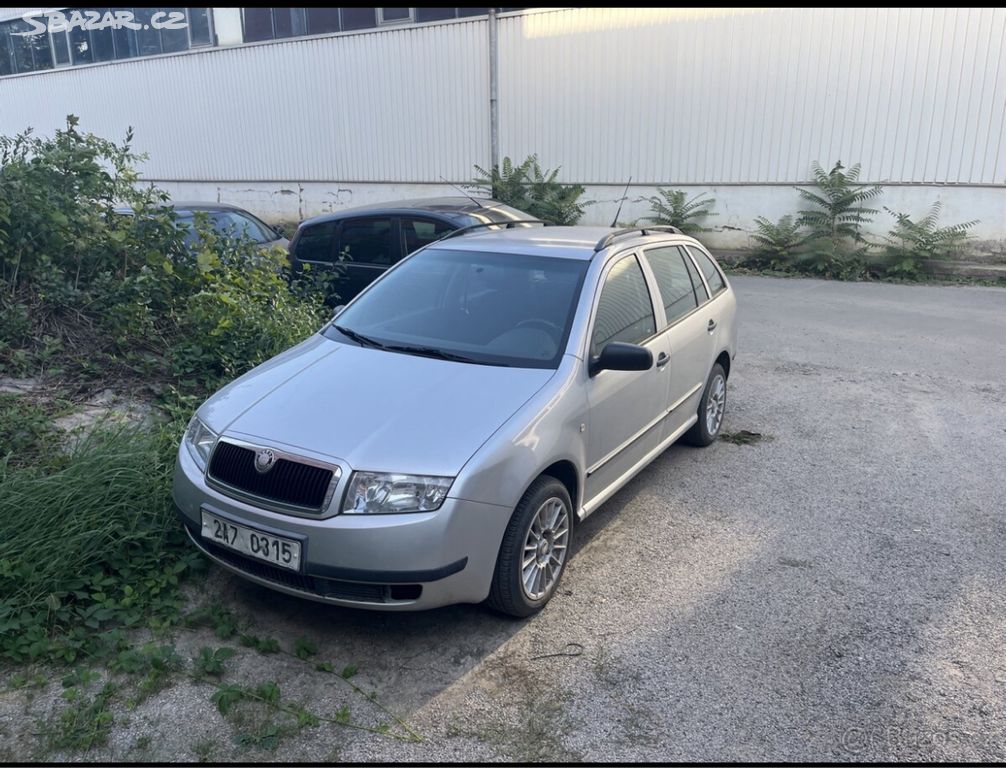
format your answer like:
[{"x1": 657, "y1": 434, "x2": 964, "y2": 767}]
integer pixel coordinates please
[{"x1": 584, "y1": 253, "x2": 671, "y2": 507}]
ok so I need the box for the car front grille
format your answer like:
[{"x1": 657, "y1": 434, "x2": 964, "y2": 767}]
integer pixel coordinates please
[
  {"x1": 192, "y1": 532, "x2": 420, "y2": 604},
  {"x1": 207, "y1": 441, "x2": 334, "y2": 511}
]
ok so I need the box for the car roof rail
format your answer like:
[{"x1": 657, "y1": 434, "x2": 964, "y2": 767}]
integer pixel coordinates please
[
  {"x1": 435, "y1": 219, "x2": 548, "y2": 242},
  {"x1": 593, "y1": 225, "x2": 683, "y2": 252}
]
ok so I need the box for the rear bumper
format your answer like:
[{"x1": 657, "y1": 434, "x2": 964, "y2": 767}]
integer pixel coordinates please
[{"x1": 172, "y1": 444, "x2": 512, "y2": 610}]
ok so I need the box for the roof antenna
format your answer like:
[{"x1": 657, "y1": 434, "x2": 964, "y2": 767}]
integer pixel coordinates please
[
  {"x1": 610, "y1": 177, "x2": 632, "y2": 228},
  {"x1": 440, "y1": 175, "x2": 486, "y2": 208}
]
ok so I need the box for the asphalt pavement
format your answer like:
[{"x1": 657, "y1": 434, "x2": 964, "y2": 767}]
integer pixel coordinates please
[{"x1": 14, "y1": 275, "x2": 1006, "y2": 762}]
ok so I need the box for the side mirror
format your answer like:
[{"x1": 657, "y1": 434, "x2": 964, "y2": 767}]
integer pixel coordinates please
[
  {"x1": 589, "y1": 342, "x2": 653, "y2": 376},
  {"x1": 332, "y1": 304, "x2": 346, "y2": 318}
]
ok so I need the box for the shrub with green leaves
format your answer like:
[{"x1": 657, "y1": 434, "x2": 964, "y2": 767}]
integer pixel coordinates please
[
  {"x1": 0, "y1": 115, "x2": 328, "y2": 393},
  {"x1": 880, "y1": 201, "x2": 978, "y2": 279},
  {"x1": 794, "y1": 161, "x2": 882, "y2": 279},
  {"x1": 472, "y1": 154, "x2": 587, "y2": 225},
  {"x1": 644, "y1": 188, "x2": 716, "y2": 235},
  {"x1": 748, "y1": 215, "x2": 807, "y2": 270}
]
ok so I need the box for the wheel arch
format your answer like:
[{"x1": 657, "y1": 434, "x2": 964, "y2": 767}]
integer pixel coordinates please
[
  {"x1": 536, "y1": 459, "x2": 581, "y2": 518},
  {"x1": 716, "y1": 349, "x2": 731, "y2": 379}
]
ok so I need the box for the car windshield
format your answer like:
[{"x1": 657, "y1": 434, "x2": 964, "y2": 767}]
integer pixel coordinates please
[
  {"x1": 177, "y1": 210, "x2": 277, "y2": 247},
  {"x1": 324, "y1": 247, "x2": 589, "y2": 368}
]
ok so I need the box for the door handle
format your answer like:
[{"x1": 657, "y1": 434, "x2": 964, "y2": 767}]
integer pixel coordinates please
[
  {"x1": 656, "y1": 352, "x2": 669, "y2": 369},
  {"x1": 707, "y1": 319, "x2": 717, "y2": 333}
]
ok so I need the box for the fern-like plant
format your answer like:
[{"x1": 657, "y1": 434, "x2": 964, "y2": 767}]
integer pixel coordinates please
[
  {"x1": 881, "y1": 202, "x2": 978, "y2": 278},
  {"x1": 794, "y1": 161, "x2": 882, "y2": 279},
  {"x1": 472, "y1": 155, "x2": 535, "y2": 213},
  {"x1": 749, "y1": 215, "x2": 806, "y2": 270},
  {"x1": 645, "y1": 188, "x2": 716, "y2": 235},
  {"x1": 471, "y1": 154, "x2": 586, "y2": 224},
  {"x1": 524, "y1": 157, "x2": 587, "y2": 226}
]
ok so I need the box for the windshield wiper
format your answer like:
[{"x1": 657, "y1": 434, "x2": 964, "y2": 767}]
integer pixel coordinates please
[
  {"x1": 331, "y1": 324, "x2": 386, "y2": 350},
  {"x1": 381, "y1": 343, "x2": 508, "y2": 366}
]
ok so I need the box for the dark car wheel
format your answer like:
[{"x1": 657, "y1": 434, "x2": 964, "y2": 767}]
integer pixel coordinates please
[
  {"x1": 683, "y1": 362, "x2": 727, "y2": 447},
  {"x1": 488, "y1": 475, "x2": 572, "y2": 618}
]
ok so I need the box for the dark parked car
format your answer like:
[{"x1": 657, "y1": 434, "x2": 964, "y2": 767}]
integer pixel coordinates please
[
  {"x1": 287, "y1": 197, "x2": 536, "y2": 303},
  {"x1": 114, "y1": 202, "x2": 289, "y2": 251}
]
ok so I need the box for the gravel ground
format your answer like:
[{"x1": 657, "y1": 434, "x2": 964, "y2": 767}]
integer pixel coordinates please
[{"x1": 3, "y1": 275, "x2": 1005, "y2": 762}]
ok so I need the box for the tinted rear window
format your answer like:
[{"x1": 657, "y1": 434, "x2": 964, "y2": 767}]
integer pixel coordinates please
[{"x1": 294, "y1": 221, "x2": 339, "y2": 262}]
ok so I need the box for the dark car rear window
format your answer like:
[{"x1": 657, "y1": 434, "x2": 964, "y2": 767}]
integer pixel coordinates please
[{"x1": 294, "y1": 221, "x2": 339, "y2": 262}]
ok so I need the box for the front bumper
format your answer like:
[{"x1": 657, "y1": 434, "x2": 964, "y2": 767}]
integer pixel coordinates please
[{"x1": 172, "y1": 444, "x2": 512, "y2": 610}]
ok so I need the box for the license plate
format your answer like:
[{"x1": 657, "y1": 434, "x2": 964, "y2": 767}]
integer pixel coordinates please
[{"x1": 200, "y1": 510, "x2": 302, "y2": 572}]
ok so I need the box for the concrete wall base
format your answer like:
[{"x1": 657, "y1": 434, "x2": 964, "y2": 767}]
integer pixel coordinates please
[{"x1": 148, "y1": 179, "x2": 1006, "y2": 257}]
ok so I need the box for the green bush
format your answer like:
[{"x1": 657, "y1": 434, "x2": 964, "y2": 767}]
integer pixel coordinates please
[
  {"x1": 880, "y1": 202, "x2": 978, "y2": 279},
  {"x1": 794, "y1": 161, "x2": 882, "y2": 279},
  {"x1": 644, "y1": 188, "x2": 716, "y2": 235},
  {"x1": 0, "y1": 393, "x2": 65, "y2": 469},
  {"x1": 0, "y1": 115, "x2": 327, "y2": 393},
  {"x1": 0, "y1": 117, "x2": 328, "y2": 664},
  {"x1": 472, "y1": 154, "x2": 587, "y2": 225},
  {"x1": 748, "y1": 215, "x2": 806, "y2": 270}
]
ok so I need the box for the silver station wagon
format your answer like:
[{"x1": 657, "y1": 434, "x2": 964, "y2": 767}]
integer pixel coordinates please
[{"x1": 173, "y1": 225, "x2": 738, "y2": 616}]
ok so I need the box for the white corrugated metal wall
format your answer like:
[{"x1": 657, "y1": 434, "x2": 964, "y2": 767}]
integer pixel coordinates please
[
  {"x1": 2, "y1": 7, "x2": 1005, "y2": 185},
  {"x1": 1, "y1": 7, "x2": 1004, "y2": 245},
  {"x1": 2, "y1": 16, "x2": 491, "y2": 182},
  {"x1": 499, "y1": 7, "x2": 1006, "y2": 185}
]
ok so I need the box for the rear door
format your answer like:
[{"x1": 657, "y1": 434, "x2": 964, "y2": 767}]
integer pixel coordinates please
[
  {"x1": 290, "y1": 219, "x2": 340, "y2": 302},
  {"x1": 640, "y1": 245, "x2": 714, "y2": 436},
  {"x1": 336, "y1": 216, "x2": 402, "y2": 303},
  {"x1": 685, "y1": 244, "x2": 733, "y2": 363},
  {"x1": 400, "y1": 217, "x2": 455, "y2": 255}
]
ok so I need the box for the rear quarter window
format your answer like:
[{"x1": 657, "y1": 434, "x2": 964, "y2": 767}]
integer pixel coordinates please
[
  {"x1": 294, "y1": 221, "x2": 339, "y2": 262},
  {"x1": 688, "y1": 246, "x2": 727, "y2": 295}
]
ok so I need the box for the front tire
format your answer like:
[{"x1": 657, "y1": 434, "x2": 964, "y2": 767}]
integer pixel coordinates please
[
  {"x1": 683, "y1": 362, "x2": 727, "y2": 447},
  {"x1": 487, "y1": 476, "x2": 572, "y2": 618}
]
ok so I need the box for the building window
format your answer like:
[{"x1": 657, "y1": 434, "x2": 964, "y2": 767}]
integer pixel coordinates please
[
  {"x1": 340, "y1": 8, "x2": 378, "y2": 31},
  {"x1": 306, "y1": 8, "x2": 342, "y2": 35},
  {"x1": 239, "y1": 8, "x2": 528, "y2": 43},
  {"x1": 415, "y1": 8, "x2": 457, "y2": 23},
  {"x1": 378, "y1": 8, "x2": 414, "y2": 25},
  {"x1": 0, "y1": 7, "x2": 215, "y2": 77}
]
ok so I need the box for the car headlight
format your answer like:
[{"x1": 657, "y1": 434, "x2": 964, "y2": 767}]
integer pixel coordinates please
[
  {"x1": 184, "y1": 416, "x2": 218, "y2": 471},
  {"x1": 342, "y1": 472, "x2": 453, "y2": 514}
]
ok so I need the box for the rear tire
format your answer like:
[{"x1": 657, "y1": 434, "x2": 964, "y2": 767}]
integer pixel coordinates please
[
  {"x1": 487, "y1": 476, "x2": 572, "y2": 618},
  {"x1": 683, "y1": 362, "x2": 727, "y2": 447}
]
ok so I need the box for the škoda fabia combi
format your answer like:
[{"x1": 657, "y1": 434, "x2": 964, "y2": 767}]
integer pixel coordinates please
[{"x1": 173, "y1": 225, "x2": 737, "y2": 616}]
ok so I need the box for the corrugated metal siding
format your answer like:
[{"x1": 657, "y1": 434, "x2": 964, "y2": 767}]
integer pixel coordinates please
[
  {"x1": 498, "y1": 7, "x2": 1006, "y2": 184},
  {"x1": 0, "y1": 19, "x2": 489, "y2": 182},
  {"x1": 0, "y1": 8, "x2": 43, "y2": 22},
  {"x1": 1, "y1": 7, "x2": 1004, "y2": 185}
]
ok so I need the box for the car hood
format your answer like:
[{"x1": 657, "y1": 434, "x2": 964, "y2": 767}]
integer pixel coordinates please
[{"x1": 199, "y1": 334, "x2": 556, "y2": 476}]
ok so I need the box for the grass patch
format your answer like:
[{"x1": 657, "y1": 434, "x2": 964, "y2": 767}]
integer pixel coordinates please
[
  {"x1": 0, "y1": 422, "x2": 204, "y2": 663},
  {"x1": 0, "y1": 393, "x2": 69, "y2": 470}
]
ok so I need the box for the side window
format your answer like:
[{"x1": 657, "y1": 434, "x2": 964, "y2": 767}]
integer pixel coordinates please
[
  {"x1": 340, "y1": 217, "x2": 396, "y2": 265},
  {"x1": 680, "y1": 246, "x2": 709, "y2": 303},
  {"x1": 293, "y1": 221, "x2": 339, "y2": 263},
  {"x1": 209, "y1": 212, "x2": 273, "y2": 244},
  {"x1": 591, "y1": 256, "x2": 656, "y2": 357},
  {"x1": 402, "y1": 218, "x2": 454, "y2": 254},
  {"x1": 643, "y1": 246, "x2": 700, "y2": 326},
  {"x1": 688, "y1": 246, "x2": 727, "y2": 296}
]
